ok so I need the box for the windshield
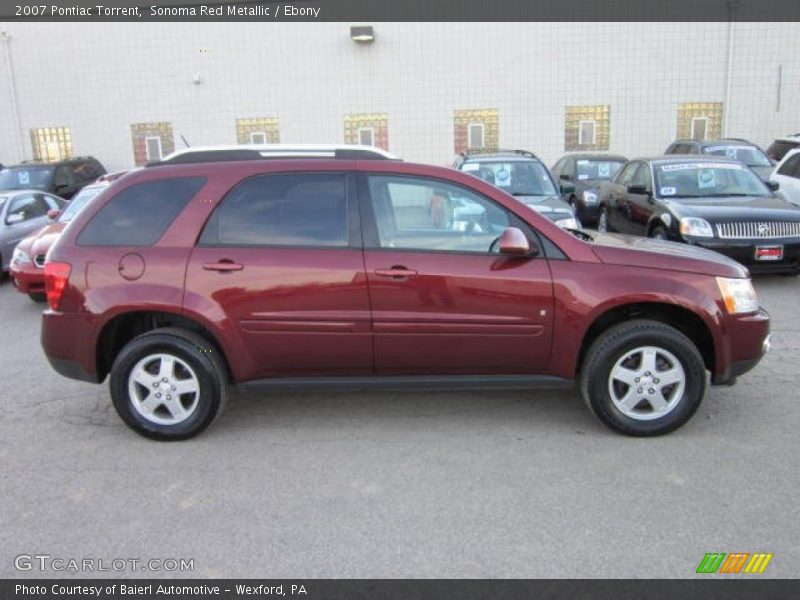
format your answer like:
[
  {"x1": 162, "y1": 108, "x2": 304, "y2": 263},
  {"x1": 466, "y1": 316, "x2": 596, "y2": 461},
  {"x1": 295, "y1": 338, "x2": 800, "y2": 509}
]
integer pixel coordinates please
[
  {"x1": 59, "y1": 186, "x2": 104, "y2": 222},
  {"x1": 701, "y1": 145, "x2": 771, "y2": 167},
  {"x1": 462, "y1": 160, "x2": 558, "y2": 196},
  {"x1": 575, "y1": 159, "x2": 625, "y2": 181},
  {"x1": 655, "y1": 162, "x2": 769, "y2": 199},
  {"x1": 0, "y1": 166, "x2": 55, "y2": 191}
]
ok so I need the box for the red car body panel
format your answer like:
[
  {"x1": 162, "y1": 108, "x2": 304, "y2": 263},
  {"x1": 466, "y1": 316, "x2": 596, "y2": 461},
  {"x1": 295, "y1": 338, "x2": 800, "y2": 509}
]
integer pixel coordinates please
[
  {"x1": 10, "y1": 221, "x2": 66, "y2": 293},
  {"x1": 40, "y1": 158, "x2": 769, "y2": 388}
]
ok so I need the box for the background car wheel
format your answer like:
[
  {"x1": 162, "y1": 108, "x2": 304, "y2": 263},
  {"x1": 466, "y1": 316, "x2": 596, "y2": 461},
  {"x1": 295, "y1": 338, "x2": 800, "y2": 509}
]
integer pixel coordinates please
[
  {"x1": 109, "y1": 328, "x2": 228, "y2": 441},
  {"x1": 568, "y1": 196, "x2": 578, "y2": 213},
  {"x1": 580, "y1": 319, "x2": 706, "y2": 436},
  {"x1": 28, "y1": 292, "x2": 47, "y2": 303},
  {"x1": 650, "y1": 226, "x2": 669, "y2": 240},
  {"x1": 598, "y1": 207, "x2": 610, "y2": 232}
]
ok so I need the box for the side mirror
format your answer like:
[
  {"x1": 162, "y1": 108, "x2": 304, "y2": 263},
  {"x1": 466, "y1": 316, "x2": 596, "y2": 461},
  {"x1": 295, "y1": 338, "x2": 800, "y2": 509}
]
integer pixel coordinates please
[
  {"x1": 559, "y1": 173, "x2": 572, "y2": 181},
  {"x1": 627, "y1": 184, "x2": 651, "y2": 196},
  {"x1": 498, "y1": 227, "x2": 537, "y2": 257},
  {"x1": 767, "y1": 180, "x2": 780, "y2": 192},
  {"x1": 560, "y1": 183, "x2": 576, "y2": 194},
  {"x1": 6, "y1": 213, "x2": 24, "y2": 225},
  {"x1": 47, "y1": 208, "x2": 61, "y2": 220}
]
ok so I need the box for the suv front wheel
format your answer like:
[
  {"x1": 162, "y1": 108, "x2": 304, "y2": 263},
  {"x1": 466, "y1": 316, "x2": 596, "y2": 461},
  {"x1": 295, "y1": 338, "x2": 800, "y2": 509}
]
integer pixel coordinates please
[
  {"x1": 109, "y1": 328, "x2": 228, "y2": 440},
  {"x1": 580, "y1": 320, "x2": 706, "y2": 436}
]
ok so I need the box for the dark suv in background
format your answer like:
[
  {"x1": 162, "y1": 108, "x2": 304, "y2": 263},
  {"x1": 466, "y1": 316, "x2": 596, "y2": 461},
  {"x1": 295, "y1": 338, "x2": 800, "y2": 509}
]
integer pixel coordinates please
[
  {"x1": 664, "y1": 139, "x2": 773, "y2": 181},
  {"x1": 551, "y1": 153, "x2": 627, "y2": 226},
  {"x1": 41, "y1": 145, "x2": 769, "y2": 441},
  {"x1": 0, "y1": 156, "x2": 106, "y2": 199},
  {"x1": 766, "y1": 134, "x2": 800, "y2": 162},
  {"x1": 453, "y1": 149, "x2": 580, "y2": 229}
]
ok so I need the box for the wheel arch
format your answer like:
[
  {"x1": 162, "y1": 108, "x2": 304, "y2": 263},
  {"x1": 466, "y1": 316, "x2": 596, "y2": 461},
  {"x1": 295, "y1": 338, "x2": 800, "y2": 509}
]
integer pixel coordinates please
[
  {"x1": 95, "y1": 310, "x2": 233, "y2": 384},
  {"x1": 576, "y1": 302, "x2": 716, "y2": 377}
]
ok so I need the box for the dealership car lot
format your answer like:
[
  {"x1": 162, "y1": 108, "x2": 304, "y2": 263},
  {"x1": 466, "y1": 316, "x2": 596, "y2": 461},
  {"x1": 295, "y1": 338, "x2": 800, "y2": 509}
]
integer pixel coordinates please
[{"x1": 0, "y1": 275, "x2": 797, "y2": 578}]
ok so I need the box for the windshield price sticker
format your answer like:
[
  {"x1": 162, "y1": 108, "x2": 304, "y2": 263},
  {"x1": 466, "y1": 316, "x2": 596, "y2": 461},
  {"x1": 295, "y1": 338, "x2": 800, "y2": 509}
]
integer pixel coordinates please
[
  {"x1": 598, "y1": 163, "x2": 611, "y2": 177},
  {"x1": 698, "y1": 169, "x2": 716, "y2": 189},
  {"x1": 660, "y1": 187, "x2": 677, "y2": 196},
  {"x1": 17, "y1": 171, "x2": 30, "y2": 185},
  {"x1": 660, "y1": 163, "x2": 743, "y2": 172},
  {"x1": 578, "y1": 174, "x2": 589, "y2": 180},
  {"x1": 705, "y1": 145, "x2": 747, "y2": 153},
  {"x1": 462, "y1": 163, "x2": 480, "y2": 172}
]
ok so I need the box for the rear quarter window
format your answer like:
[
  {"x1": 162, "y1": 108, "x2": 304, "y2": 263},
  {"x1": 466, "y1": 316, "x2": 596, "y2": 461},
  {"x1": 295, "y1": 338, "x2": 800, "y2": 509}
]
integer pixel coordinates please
[{"x1": 77, "y1": 176, "x2": 205, "y2": 246}]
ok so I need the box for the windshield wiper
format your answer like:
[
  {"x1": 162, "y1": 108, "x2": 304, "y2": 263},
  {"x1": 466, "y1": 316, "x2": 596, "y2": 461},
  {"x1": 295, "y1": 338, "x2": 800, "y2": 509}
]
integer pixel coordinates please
[
  {"x1": 511, "y1": 191, "x2": 550, "y2": 197},
  {"x1": 700, "y1": 193, "x2": 753, "y2": 197}
]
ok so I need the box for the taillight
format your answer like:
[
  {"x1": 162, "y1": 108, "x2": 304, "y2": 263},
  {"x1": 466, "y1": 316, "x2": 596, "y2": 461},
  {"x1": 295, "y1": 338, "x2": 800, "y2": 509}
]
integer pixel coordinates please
[{"x1": 44, "y1": 262, "x2": 71, "y2": 310}]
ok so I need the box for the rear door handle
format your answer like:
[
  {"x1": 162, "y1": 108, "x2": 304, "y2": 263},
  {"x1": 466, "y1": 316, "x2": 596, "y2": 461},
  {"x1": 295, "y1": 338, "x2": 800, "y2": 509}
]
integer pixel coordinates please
[
  {"x1": 374, "y1": 266, "x2": 418, "y2": 279},
  {"x1": 203, "y1": 260, "x2": 243, "y2": 272}
]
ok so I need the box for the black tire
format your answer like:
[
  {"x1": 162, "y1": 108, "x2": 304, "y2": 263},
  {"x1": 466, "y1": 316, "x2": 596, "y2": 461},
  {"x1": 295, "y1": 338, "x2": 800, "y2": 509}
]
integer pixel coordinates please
[
  {"x1": 580, "y1": 319, "x2": 707, "y2": 436},
  {"x1": 28, "y1": 292, "x2": 47, "y2": 303},
  {"x1": 598, "y1": 206, "x2": 611, "y2": 233},
  {"x1": 109, "y1": 327, "x2": 228, "y2": 441},
  {"x1": 650, "y1": 226, "x2": 669, "y2": 241}
]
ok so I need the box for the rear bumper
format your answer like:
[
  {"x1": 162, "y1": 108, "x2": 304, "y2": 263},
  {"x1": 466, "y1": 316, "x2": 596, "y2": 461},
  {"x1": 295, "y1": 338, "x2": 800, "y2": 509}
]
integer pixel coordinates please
[
  {"x1": 41, "y1": 310, "x2": 102, "y2": 383},
  {"x1": 9, "y1": 263, "x2": 45, "y2": 294},
  {"x1": 46, "y1": 356, "x2": 99, "y2": 383}
]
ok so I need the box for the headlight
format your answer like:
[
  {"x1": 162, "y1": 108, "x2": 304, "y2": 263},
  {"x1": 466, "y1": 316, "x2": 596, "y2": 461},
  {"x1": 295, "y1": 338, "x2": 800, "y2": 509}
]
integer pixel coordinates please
[
  {"x1": 679, "y1": 217, "x2": 714, "y2": 238},
  {"x1": 717, "y1": 277, "x2": 759, "y2": 314},
  {"x1": 582, "y1": 191, "x2": 598, "y2": 205},
  {"x1": 12, "y1": 247, "x2": 31, "y2": 265},
  {"x1": 556, "y1": 217, "x2": 581, "y2": 230}
]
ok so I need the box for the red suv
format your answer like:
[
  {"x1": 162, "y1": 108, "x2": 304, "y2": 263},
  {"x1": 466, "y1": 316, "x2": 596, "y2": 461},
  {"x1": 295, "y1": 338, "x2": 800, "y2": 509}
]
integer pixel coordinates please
[{"x1": 41, "y1": 145, "x2": 771, "y2": 440}]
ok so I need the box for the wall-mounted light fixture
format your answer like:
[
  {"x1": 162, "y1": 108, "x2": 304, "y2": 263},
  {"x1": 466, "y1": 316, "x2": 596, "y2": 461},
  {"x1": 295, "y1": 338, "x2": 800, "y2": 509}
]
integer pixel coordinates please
[{"x1": 350, "y1": 26, "x2": 375, "y2": 43}]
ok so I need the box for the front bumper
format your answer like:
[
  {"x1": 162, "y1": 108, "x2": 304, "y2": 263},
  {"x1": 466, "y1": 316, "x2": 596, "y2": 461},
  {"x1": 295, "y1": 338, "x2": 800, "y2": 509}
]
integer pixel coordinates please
[
  {"x1": 712, "y1": 310, "x2": 771, "y2": 385},
  {"x1": 9, "y1": 262, "x2": 45, "y2": 294},
  {"x1": 576, "y1": 202, "x2": 601, "y2": 225},
  {"x1": 688, "y1": 237, "x2": 800, "y2": 273}
]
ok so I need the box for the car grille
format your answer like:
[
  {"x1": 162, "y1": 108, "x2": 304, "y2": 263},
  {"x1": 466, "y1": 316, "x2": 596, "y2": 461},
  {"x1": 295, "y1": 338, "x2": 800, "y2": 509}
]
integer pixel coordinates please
[
  {"x1": 716, "y1": 221, "x2": 800, "y2": 239},
  {"x1": 34, "y1": 254, "x2": 46, "y2": 268}
]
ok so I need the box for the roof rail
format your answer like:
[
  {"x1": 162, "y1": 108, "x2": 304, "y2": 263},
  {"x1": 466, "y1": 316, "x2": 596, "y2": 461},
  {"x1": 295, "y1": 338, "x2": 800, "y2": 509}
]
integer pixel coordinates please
[
  {"x1": 717, "y1": 138, "x2": 756, "y2": 145},
  {"x1": 461, "y1": 148, "x2": 538, "y2": 160},
  {"x1": 150, "y1": 144, "x2": 398, "y2": 166}
]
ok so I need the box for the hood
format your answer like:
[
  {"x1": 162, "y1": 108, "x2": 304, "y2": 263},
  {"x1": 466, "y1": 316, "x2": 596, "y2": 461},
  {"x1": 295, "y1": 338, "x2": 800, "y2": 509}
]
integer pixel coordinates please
[
  {"x1": 18, "y1": 221, "x2": 66, "y2": 257},
  {"x1": 662, "y1": 194, "x2": 800, "y2": 222},
  {"x1": 515, "y1": 194, "x2": 574, "y2": 222},
  {"x1": 589, "y1": 232, "x2": 748, "y2": 278}
]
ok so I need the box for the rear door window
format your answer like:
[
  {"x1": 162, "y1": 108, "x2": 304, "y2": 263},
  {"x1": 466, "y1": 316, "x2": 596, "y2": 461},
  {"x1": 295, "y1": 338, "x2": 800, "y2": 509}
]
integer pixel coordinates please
[
  {"x1": 200, "y1": 173, "x2": 349, "y2": 247},
  {"x1": 77, "y1": 177, "x2": 205, "y2": 246}
]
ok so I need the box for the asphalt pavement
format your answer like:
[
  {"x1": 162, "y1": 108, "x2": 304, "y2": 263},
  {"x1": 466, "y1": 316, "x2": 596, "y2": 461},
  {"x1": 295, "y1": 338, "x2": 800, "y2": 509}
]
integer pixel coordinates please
[{"x1": 0, "y1": 274, "x2": 797, "y2": 578}]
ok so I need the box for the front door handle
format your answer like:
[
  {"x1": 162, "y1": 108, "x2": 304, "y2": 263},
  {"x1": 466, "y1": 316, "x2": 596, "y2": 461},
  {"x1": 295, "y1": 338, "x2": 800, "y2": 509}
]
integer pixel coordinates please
[
  {"x1": 202, "y1": 260, "x2": 243, "y2": 272},
  {"x1": 374, "y1": 266, "x2": 418, "y2": 279}
]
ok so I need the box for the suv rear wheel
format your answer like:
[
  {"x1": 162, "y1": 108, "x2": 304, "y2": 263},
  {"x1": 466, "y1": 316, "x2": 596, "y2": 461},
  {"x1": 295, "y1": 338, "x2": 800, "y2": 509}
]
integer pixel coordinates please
[
  {"x1": 580, "y1": 320, "x2": 706, "y2": 436},
  {"x1": 109, "y1": 328, "x2": 228, "y2": 440}
]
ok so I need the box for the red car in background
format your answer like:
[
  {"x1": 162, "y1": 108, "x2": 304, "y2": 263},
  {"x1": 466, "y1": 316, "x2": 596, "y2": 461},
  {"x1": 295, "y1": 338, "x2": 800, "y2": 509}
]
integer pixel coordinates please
[{"x1": 10, "y1": 171, "x2": 127, "y2": 302}]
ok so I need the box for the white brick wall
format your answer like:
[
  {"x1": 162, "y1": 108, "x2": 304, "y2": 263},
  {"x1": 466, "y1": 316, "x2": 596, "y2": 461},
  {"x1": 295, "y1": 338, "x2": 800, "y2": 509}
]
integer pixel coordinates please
[{"x1": 0, "y1": 22, "x2": 798, "y2": 171}]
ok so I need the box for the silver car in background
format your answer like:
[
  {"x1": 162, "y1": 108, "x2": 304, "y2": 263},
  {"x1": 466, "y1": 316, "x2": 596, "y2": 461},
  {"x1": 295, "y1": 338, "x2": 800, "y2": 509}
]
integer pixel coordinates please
[{"x1": 0, "y1": 190, "x2": 66, "y2": 273}]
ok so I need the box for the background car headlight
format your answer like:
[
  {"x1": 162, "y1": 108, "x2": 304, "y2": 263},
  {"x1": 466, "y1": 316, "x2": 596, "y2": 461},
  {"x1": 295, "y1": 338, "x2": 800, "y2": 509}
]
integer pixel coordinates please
[
  {"x1": 12, "y1": 248, "x2": 31, "y2": 265},
  {"x1": 717, "y1": 277, "x2": 759, "y2": 314},
  {"x1": 679, "y1": 217, "x2": 714, "y2": 237},
  {"x1": 582, "y1": 191, "x2": 597, "y2": 205},
  {"x1": 556, "y1": 217, "x2": 581, "y2": 229}
]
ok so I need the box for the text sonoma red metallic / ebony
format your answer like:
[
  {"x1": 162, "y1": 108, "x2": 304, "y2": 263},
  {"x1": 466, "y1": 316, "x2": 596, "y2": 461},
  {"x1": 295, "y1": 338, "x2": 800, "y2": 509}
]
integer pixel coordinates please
[{"x1": 40, "y1": 145, "x2": 770, "y2": 440}]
